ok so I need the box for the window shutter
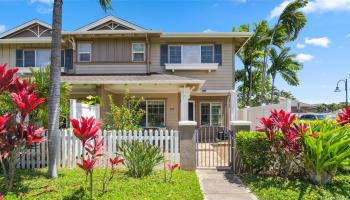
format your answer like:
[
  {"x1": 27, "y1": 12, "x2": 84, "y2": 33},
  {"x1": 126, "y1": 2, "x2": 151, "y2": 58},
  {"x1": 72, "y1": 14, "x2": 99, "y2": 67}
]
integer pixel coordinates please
[
  {"x1": 65, "y1": 49, "x2": 73, "y2": 70},
  {"x1": 160, "y1": 44, "x2": 168, "y2": 66},
  {"x1": 16, "y1": 50, "x2": 23, "y2": 67},
  {"x1": 61, "y1": 50, "x2": 65, "y2": 67},
  {"x1": 214, "y1": 44, "x2": 222, "y2": 66}
]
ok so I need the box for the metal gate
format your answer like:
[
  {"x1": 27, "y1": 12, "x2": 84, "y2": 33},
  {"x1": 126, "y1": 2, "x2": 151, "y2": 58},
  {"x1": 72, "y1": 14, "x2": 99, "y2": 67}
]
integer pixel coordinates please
[{"x1": 195, "y1": 126, "x2": 233, "y2": 169}]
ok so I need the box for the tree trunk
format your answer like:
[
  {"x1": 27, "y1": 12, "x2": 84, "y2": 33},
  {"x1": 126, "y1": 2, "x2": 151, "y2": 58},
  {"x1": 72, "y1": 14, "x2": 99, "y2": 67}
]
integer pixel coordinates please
[
  {"x1": 270, "y1": 75, "x2": 276, "y2": 103},
  {"x1": 48, "y1": 0, "x2": 63, "y2": 178},
  {"x1": 260, "y1": 47, "x2": 268, "y2": 105},
  {"x1": 247, "y1": 66, "x2": 253, "y2": 106}
]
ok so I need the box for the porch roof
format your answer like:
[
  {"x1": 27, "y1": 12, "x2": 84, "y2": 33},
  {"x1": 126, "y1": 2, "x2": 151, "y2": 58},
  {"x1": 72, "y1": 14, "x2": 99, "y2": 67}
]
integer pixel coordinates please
[{"x1": 61, "y1": 73, "x2": 205, "y2": 88}]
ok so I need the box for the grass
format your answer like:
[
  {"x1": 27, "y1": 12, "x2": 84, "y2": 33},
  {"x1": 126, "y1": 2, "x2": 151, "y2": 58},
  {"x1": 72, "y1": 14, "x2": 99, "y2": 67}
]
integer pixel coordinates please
[
  {"x1": 240, "y1": 172, "x2": 350, "y2": 200},
  {"x1": 0, "y1": 168, "x2": 203, "y2": 200}
]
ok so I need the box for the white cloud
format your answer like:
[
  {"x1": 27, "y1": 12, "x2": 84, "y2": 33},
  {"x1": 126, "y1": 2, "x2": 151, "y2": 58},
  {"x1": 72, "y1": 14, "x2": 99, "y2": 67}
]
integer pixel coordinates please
[
  {"x1": 295, "y1": 53, "x2": 315, "y2": 63},
  {"x1": 36, "y1": 5, "x2": 52, "y2": 14},
  {"x1": 302, "y1": 0, "x2": 350, "y2": 13},
  {"x1": 203, "y1": 29, "x2": 215, "y2": 33},
  {"x1": 269, "y1": 0, "x2": 350, "y2": 19},
  {"x1": 30, "y1": 0, "x2": 53, "y2": 5},
  {"x1": 0, "y1": 24, "x2": 5, "y2": 33},
  {"x1": 346, "y1": 33, "x2": 350, "y2": 38},
  {"x1": 233, "y1": 0, "x2": 247, "y2": 3},
  {"x1": 305, "y1": 37, "x2": 331, "y2": 47},
  {"x1": 296, "y1": 43, "x2": 305, "y2": 49},
  {"x1": 269, "y1": 0, "x2": 293, "y2": 19}
]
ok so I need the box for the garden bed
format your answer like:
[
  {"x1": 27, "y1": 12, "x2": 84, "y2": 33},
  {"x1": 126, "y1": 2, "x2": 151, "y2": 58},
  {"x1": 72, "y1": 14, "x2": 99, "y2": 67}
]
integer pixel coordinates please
[
  {"x1": 0, "y1": 168, "x2": 203, "y2": 200},
  {"x1": 240, "y1": 172, "x2": 350, "y2": 200}
]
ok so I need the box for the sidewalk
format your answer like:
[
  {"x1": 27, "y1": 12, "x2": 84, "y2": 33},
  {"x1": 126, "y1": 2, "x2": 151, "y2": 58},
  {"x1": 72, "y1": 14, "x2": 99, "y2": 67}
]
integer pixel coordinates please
[{"x1": 196, "y1": 169, "x2": 258, "y2": 200}]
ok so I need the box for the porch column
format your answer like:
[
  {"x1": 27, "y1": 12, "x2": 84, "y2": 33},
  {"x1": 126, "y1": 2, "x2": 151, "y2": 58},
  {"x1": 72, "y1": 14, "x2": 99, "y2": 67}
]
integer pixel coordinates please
[
  {"x1": 230, "y1": 90, "x2": 238, "y2": 121},
  {"x1": 179, "y1": 121, "x2": 197, "y2": 171},
  {"x1": 180, "y1": 87, "x2": 191, "y2": 121}
]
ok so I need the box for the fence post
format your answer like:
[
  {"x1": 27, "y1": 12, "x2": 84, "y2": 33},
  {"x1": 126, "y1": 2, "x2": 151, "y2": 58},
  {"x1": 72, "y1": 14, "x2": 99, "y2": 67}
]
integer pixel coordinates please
[
  {"x1": 178, "y1": 121, "x2": 197, "y2": 171},
  {"x1": 230, "y1": 120, "x2": 252, "y2": 173}
]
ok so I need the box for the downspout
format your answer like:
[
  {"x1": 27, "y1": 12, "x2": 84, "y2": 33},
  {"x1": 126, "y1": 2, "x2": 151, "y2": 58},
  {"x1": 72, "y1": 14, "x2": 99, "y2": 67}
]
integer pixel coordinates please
[{"x1": 146, "y1": 33, "x2": 151, "y2": 74}]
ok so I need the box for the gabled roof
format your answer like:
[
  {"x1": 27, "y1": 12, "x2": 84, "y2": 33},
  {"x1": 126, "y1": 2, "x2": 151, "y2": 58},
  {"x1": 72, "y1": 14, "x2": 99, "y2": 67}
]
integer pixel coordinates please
[
  {"x1": 0, "y1": 19, "x2": 52, "y2": 39},
  {"x1": 75, "y1": 16, "x2": 146, "y2": 31}
]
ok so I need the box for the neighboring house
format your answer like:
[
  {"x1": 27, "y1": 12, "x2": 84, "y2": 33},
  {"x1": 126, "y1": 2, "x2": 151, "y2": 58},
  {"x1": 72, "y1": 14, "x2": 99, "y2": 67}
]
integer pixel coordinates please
[
  {"x1": 0, "y1": 16, "x2": 252, "y2": 130},
  {"x1": 291, "y1": 100, "x2": 314, "y2": 113}
]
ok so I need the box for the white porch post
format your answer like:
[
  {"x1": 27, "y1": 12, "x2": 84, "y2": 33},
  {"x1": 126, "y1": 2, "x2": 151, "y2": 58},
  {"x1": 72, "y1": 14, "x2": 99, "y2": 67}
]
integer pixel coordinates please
[
  {"x1": 180, "y1": 87, "x2": 191, "y2": 121},
  {"x1": 230, "y1": 90, "x2": 238, "y2": 121}
]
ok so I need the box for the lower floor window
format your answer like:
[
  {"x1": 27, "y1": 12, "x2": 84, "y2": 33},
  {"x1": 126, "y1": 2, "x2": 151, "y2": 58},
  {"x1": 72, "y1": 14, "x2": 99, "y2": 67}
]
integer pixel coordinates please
[
  {"x1": 200, "y1": 102, "x2": 222, "y2": 126},
  {"x1": 140, "y1": 100, "x2": 165, "y2": 128}
]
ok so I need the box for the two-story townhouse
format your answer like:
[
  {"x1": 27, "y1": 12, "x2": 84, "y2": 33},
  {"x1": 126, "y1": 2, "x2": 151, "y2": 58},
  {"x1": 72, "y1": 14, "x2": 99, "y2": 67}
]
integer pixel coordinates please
[{"x1": 0, "y1": 16, "x2": 252, "y2": 130}]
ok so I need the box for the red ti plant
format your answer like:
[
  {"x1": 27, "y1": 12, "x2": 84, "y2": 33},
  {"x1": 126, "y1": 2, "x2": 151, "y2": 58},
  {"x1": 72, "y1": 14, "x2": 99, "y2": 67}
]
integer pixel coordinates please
[
  {"x1": 166, "y1": 163, "x2": 180, "y2": 182},
  {"x1": 70, "y1": 116, "x2": 103, "y2": 200},
  {"x1": 336, "y1": 107, "x2": 350, "y2": 126},
  {"x1": 256, "y1": 109, "x2": 308, "y2": 176},
  {"x1": 0, "y1": 64, "x2": 45, "y2": 191},
  {"x1": 102, "y1": 156, "x2": 124, "y2": 192}
]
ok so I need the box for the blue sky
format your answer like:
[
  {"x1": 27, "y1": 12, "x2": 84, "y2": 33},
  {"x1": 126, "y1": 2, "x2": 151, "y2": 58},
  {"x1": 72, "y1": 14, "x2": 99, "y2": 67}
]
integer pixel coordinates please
[{"x1": 1, "y1": 0, "x2": 350, "y2": 104}]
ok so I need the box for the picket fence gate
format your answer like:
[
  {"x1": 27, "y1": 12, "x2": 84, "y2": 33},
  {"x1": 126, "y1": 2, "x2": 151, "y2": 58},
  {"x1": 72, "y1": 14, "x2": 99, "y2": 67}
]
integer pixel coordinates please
[{"x1": 17, "y1": 129, "x2": 179, "y2": 169}]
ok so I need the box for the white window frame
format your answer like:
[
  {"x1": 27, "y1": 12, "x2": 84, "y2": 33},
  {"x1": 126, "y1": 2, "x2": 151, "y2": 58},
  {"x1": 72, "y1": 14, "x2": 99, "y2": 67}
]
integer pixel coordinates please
[
  {"x1": 23, "y1": 49, "x2": 36, "y2": 67},
  {"x1": 168, "y1": 45, "x2": 182, "y2": 64},
  {"x1": 199, "y1": 102, "x2": 223, "y2": 126},
  {"x1": 188, "y1": 100, "x2": 195, "y2": 121},
  {"x1": 143, "y1": 100, "x2": 166, "y2": 128},
  {"x1": 131, "y1": 42, "x2": 145, "y2": 62},
  {"x1": 200, "y1": 44, "x2": 215, "y2": 63},
  {"x1": 78, "y1": 42, "x2": 92, "y2": 62}
]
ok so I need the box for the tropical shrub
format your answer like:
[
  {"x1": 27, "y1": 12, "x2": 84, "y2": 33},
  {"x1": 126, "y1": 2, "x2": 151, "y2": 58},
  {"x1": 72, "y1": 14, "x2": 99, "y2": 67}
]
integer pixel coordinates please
[
  {"x1": 236, "y1": 131, "x2": 272, "y2": 174},
  {"x1": 0, "y1": 64, "x2": 45, "y2": 191},
  {"x1": 302, "y1": 124, "x2": 350, "y2": 185},
  {"x1": 300, "y1": 119, "x2": 339, "y2": 133},
  {"x1": 29, "y1": 67, "x2": 71, "y2": 128},
  {"x1": 106, "y1": 90, "x2": 144, "y2": 130},
  {"x1": 119, "y1": 141, "x2": 163, "y2": 178},
  {"x1": 83, "y1": 95, "x2": 103, "y2": 106}
]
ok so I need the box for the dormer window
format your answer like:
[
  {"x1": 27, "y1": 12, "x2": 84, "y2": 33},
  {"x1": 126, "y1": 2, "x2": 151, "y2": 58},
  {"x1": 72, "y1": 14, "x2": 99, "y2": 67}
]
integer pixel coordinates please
[
  {"x1": 78, "y1": 42, "x2": 92, "y2": 62},
  {"x1": 132, "y1": 43, "x2": 145, "y2": 62}
]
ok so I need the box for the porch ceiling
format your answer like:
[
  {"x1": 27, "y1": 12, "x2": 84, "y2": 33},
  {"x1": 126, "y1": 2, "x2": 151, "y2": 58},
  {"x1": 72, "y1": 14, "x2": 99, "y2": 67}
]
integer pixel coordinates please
[{"x1": 62, "y1": 73, "x2": 205, "y2": 92}]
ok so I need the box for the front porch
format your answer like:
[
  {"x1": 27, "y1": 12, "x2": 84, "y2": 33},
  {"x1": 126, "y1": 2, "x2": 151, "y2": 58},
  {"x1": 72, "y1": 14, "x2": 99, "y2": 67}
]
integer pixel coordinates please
[{"x1": 62, "y1": 74, "x2": 238, "y2": 130}]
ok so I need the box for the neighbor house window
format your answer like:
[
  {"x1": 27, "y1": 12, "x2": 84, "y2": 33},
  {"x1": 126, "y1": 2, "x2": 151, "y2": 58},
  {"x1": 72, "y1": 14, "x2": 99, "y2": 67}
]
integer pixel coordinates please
[
  {"x1": 200, "y1": 102, "x2": 222, "y2": 126},
  {"x1": 36, "y1": 49, "x2": 51, "y2": 67},
  {"x1": 78, "y1": 43, "x2": 92, "y2": 62},
  {"x1": 140, "y1": 100, "x2": 165, "y2": 128},
  {"x1": 168, "y1": 44, "x2": 215, "y2": 64},
  {"x1": 132, "y1": 43, "x2": 145, "y2": 62},
  {"x1": 17, "y1": 49, "x2": 65, "y2": 68}
]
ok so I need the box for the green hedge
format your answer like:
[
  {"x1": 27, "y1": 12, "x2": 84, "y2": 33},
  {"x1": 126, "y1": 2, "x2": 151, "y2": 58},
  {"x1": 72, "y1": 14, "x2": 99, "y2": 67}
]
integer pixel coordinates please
[{"x1": 236, "y1": 131, "x2": 272, "y2": 174}]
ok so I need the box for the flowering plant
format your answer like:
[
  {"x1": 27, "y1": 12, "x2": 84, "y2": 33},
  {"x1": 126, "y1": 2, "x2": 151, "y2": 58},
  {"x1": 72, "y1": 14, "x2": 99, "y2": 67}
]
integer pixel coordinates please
[
  {"x1": 0, "y1": 64, "x2": 45, "y2": 191},
  {"x1": 70, "y1": 116, "x2": 102, "y2": 200},
  {"x1": 102, "y1": 156, "x2": 124, "y2": 192}
]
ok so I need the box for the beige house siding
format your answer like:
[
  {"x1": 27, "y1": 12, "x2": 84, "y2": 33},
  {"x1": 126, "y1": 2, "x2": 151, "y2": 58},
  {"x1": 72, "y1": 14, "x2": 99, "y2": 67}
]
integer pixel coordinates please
[
  {"x1": 149, "y1": 38, "x2": 236, "y2": 90},
  {"x1": 74, "y1": 63, "x2": 147, "y2": 74}
]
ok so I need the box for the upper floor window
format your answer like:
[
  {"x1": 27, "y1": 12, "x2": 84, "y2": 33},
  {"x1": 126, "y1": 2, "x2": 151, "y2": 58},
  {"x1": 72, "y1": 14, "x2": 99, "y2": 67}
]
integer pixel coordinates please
[
  {"x1": 168, "y1": 45, "x2": 215, "y2": 64},
  {"x1": 169, "y1": 45, "x2": 182, "y2": 63},
  {"x1": 132, "y1": 43, "x2": 145, "y2": 62},
  {"x1": 78, "y1": 43, "x2": 92, "y2": 62}
]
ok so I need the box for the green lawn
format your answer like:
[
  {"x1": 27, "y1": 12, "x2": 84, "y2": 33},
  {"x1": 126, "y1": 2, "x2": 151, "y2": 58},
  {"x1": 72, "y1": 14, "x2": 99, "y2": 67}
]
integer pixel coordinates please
[
  {"x1": 240, "y1": 173, "x2": 350, "y2": 200},
  {"x1": 1, "y1": 168, "x2": 203, "y2": 200}
]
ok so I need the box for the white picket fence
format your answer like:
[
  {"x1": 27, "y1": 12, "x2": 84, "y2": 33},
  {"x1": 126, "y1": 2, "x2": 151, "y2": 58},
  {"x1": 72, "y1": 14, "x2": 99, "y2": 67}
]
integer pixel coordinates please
[{"x1": 17, "y1": 129, "x2": 179, "y2": 169}]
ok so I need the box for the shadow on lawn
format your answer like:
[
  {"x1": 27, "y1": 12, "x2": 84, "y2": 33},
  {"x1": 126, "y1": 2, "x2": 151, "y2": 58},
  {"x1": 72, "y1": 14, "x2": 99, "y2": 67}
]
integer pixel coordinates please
[
  {"x1": 242, "y1": 174, "x2": 350, "y2": 200},
  {"x1": 0, "y1": 169, "x2": 65, "y2": 197}
]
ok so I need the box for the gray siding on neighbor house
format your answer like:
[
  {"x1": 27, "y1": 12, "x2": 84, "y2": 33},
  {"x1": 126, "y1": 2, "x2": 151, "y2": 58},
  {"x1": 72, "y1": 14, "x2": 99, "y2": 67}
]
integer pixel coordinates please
[{"x1": 150, "y1": 38, "x2": 236, "y2": 90}]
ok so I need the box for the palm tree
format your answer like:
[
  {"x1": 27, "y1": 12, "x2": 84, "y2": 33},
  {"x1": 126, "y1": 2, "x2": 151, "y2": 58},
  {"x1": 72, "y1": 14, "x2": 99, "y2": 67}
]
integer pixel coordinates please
[
  {"x1": 260, "y1": 0, "x2": 307, "y2": 105},
  {"x1": 236, "y1": 21, "x2": 270, "y2": 106},
  {"x1": 268, "y1": 47, "x2": 302, "y2": 102},
  {"x1": 48, "y1": 0, "x2": 113, "y2": 178}
]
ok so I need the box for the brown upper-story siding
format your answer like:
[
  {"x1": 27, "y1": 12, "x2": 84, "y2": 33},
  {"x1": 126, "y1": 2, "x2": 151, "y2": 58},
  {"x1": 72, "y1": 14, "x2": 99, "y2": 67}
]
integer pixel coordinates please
[
  {"x1": 150, "y1": 37, "x2": 236, "y2": 90},
  {"x1": 74, "y1": 37, "x2": 148, "y2": 74}
]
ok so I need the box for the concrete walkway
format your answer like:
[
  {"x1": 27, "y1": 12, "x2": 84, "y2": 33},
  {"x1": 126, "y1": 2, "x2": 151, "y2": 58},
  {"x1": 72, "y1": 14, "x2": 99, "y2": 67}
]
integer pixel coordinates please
[{"x1": 196, "y1": 169, "x2": 258, "y2": 200}]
